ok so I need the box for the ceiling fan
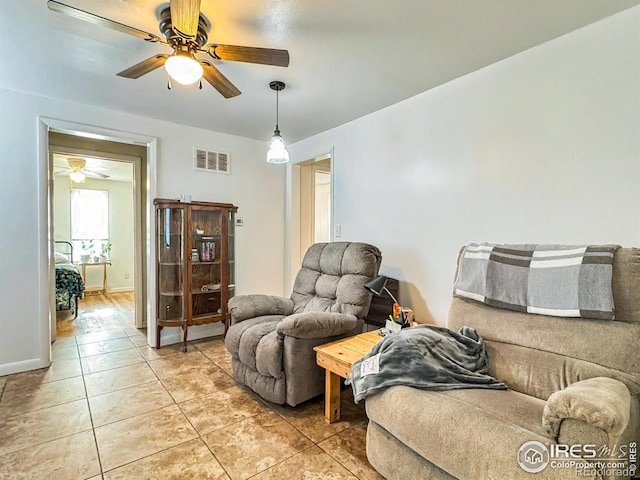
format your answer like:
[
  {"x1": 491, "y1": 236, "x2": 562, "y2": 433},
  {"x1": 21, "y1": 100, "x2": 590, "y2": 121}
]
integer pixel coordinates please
[
  {"x1": 47, "y1": 0, "x2": 290, "y2": 98},
  {"x1": 54, "y1": 157, "x2": 110, "y2": 183}
]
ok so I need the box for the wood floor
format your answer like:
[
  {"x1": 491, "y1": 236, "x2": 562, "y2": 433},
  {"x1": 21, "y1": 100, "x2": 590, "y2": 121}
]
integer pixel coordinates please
[{"x1": 57, "y1": 291, "x2": 136, "y2": 337}]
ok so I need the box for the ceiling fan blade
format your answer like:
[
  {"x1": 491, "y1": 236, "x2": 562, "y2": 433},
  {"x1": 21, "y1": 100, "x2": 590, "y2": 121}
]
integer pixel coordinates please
[
  {"x1": 47, "y1": 0, "x2": 163, "y2": 43},
  {"x1": 201, "y1": 62, "x2": 241, "y2": 98},
  {"x1": 205, "y1": 44, "x2": 289, "y2": 67},
  {"x1": 82, "y1": 170, "x2": 110, "y2": 179},
  {"x1": 117, "y1": 55, "x2": 169, "y2": 79},
  {"x1": 53, "y1": 169, "x2": 69, "y2": 175},
  {"x1": 170, "y1": 0, "x2": 201, "y2": 38}
]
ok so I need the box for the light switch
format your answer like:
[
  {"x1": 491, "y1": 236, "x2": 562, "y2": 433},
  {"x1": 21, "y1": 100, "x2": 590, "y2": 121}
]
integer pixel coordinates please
[{"x1": 335, "y1": 225, "x2": 342, "y2": 238}]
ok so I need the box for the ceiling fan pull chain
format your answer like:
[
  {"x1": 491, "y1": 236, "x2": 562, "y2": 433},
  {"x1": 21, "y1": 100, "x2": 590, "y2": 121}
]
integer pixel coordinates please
[
  {"x1": 167, "y1": 77, "x2": 172, "y2": 90},
  {"x1": 199, "y1": 79, "x2": 203, "y2": 90}
]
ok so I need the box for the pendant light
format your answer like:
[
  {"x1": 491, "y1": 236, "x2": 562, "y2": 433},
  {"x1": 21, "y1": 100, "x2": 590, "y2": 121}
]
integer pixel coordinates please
[{"x1": 266, "y1": 81, "x2": 289, "y2": 164}]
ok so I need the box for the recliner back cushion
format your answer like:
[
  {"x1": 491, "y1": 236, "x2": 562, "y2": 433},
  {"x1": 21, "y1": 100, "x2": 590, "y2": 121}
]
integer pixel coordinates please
[{"x1": 291, "y1": 242, "x2": 382, "y2": 318}]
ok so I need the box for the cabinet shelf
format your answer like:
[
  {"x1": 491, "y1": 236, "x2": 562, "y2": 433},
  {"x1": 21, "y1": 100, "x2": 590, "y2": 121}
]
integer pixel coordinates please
[
  {"x1": 192, "y1": 289, "x2": 221, "y2": 294},
  {"x1": 155, "y1": 198, "x2": 237, "y2": 351}
]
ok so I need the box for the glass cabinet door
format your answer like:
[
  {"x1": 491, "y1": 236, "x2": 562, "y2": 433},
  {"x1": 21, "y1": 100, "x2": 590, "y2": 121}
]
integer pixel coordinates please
[
  {"x1": 190, "y1": 207, "x2": 223, "y2": 322},
  {"x1": 157, "y1": 207, "x2": 184, "y2": 323},
  {"x1": 228, "y1": 210, "x2": 235, "y2": 302}
]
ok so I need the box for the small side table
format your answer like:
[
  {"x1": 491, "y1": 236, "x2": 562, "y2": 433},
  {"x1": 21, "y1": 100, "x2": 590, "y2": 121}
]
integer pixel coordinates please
[
  {"x1": 314, "y1": 331, "x2": 382, "y2": 424},
  {"x1": 78, "y1": 261, "x2": 110, "y2": 295}
]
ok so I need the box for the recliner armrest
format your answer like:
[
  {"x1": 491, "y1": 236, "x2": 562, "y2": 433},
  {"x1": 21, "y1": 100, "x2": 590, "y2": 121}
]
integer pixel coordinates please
[
  {"x1": 276, "y1": 312, "x2": 358, "y2": 339},
  {"x1": 542, "y1": 377, "x2": 631, "y2": 438},
  {"x1": 229, "y1": 294, "x2": 294, "y2": 323}
]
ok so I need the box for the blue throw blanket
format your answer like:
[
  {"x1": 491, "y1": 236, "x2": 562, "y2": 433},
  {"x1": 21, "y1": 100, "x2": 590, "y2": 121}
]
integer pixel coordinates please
[{"x1": 346, "y1": 325, "x2": 506, "y2": 403}]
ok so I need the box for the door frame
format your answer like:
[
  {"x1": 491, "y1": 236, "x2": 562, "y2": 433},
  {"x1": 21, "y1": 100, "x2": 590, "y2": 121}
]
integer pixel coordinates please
[
  {"x1": 38, "y1": 117, "x2": 157, "y2": 357},
  {"x1": 49, "y1": 146, "x2": 145, "y2": 329},
  {"x1": 286, "y1": 147, "x2": 334, "y2": 291}
]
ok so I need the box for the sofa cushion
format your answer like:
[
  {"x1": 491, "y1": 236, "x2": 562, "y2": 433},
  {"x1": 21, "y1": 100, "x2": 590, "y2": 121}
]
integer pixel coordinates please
[{"x1": 366, "y1": 386, "x2": 562, "y2": 479}]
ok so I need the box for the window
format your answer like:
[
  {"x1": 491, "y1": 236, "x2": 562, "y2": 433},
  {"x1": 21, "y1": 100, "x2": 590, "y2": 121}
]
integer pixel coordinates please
[{"x1": 70, "y1": 189, "x2": 109, "y2": 262}]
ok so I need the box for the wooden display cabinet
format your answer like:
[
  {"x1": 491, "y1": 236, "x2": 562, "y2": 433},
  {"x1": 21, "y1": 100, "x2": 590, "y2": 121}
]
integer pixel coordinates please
[{"x1": 154, "y1": 198, "x2": 237, "y2": 352}]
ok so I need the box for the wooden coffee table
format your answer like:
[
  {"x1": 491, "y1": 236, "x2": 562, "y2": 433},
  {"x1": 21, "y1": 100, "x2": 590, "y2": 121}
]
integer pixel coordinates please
[{"x1": 314, "y1": 331, "x2": 382, "y2": 424}]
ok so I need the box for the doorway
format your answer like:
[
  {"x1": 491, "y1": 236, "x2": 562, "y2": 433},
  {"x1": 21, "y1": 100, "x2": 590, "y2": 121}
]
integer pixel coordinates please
[
  {"x1": 49, "y1": 132, "x2": 147, "y2": 338},
  {"x1": 298, "y1": 155, "x2": 332, "y2": 259}
]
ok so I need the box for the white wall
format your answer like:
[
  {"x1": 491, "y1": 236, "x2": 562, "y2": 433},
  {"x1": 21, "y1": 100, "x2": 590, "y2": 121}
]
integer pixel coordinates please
[
  {"x1": 288, "y1": 8, "x2": 640, "y2": 325},
  {"x1": 0, "y1": 88, "x2": 285, "y2": 375},
  {"x1": 54, "y1": 175, "x2": 136, "y2": 292}
]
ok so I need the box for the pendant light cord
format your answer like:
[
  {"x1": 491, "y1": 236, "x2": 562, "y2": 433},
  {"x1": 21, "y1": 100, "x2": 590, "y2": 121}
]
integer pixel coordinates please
[{"x1": 275, "y1": 88, "x2": 279, "y2": 132}]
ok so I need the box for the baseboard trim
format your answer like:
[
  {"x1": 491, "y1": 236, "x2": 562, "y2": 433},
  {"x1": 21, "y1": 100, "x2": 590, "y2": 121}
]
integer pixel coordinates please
[
  {"x1": 0, "y1": 357, "x2": 51, "y2": 377},
  {"x1": 157, "y1": 322, "x2": 225, "y2": 347},
  {"x1": 107, "y1": 287, "x2": 135, "y2": 293}
]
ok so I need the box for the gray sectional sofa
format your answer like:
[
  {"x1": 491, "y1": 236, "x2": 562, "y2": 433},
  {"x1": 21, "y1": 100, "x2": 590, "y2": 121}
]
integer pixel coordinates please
[{"x1": 365, "y1": 248, "x2": 639, "y2": 479}]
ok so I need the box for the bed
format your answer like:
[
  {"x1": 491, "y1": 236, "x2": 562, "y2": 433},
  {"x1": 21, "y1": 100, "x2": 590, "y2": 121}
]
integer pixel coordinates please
[{"x1": 55, "y1": 241, "x2": 85, "y2": 319}]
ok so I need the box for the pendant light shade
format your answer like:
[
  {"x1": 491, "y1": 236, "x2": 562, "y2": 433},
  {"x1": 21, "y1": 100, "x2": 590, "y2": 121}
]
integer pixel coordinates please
[{"x1": 266, "y1": 81, "x2": 289, "y2": 164}]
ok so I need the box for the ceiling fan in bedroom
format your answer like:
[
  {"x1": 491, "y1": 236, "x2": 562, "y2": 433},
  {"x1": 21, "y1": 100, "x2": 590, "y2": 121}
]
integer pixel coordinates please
[
  {"x1": 54, "y1": 157, "x2": 110, "y2": 183},
  {"x1": 47, "y1": 0, "x2": 290, "y2": 98}
]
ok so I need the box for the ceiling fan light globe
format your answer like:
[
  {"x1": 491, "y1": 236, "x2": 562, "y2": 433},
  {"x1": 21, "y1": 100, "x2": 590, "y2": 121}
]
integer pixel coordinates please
[
  {"x1": 70, "y1": 171, "x2": 86, "y2": 183},
  {"x1": 164, "y1": 54, "x2": 203, "y2": 85},
  {"x1": 266, "y1": 134, "x2": 289, "y2": 164}
]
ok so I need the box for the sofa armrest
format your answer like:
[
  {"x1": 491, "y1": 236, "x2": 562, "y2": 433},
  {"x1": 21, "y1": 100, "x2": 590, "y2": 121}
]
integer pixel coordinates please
[
  {"x1": 276, "y1": 312, "x2": 358, "y2": 339},
  {"x1": 228, "y1": 294, "x2": 294, "y2": 323},
  {"x1": 542, "y1": 377, "x2": 631, "y2": 438}
]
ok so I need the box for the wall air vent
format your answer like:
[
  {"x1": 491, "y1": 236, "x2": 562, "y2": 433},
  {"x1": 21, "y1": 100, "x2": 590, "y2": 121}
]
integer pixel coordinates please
[{"x1": 194, "y1": 147, "x2": 231, "y2": 174}]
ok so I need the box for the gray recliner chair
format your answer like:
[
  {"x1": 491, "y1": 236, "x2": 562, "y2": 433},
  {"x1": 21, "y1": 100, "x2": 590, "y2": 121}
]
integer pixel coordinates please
[{"x1": 225, "y1": 242, "x2": 382, "y2": 406}]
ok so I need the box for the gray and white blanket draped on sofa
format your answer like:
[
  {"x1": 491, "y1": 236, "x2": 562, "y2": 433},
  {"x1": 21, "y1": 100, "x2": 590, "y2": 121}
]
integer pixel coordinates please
[
  {"x1": 453, "y1": 243, "x2": 620, "y2": 320},
  {"x1": 346, "y1": 325, "x2": 506, "y2": 403}
]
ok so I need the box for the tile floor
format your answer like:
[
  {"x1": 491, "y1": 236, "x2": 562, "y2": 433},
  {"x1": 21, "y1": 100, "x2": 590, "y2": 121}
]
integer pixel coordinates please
[{"x1": 0, "y1": 328, "x2": 382, "y2": 480}]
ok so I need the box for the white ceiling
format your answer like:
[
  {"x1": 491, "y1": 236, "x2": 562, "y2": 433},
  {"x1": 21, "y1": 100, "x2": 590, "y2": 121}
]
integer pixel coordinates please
[
  {"x1": 53, "y1": 153, "x2": 134, "y2": 182},
  {"x1": 2, "y1": 1, "x2": 638, "y2": 143}
]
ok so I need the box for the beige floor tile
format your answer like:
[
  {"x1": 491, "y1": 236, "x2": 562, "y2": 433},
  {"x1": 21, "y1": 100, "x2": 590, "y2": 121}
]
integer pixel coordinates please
[
  {"x1": 94, "y1": 404, "x2": 197, "y2": 471},
  {"x1": 0, "y1": 376, "x2": 86, "y2": 418},
  {"x1": 4, "y1": 358, "x2": 82, "y2": 392},
  {"x1": 0, "y1": 376, "x2": 6, "y2": 392},
  {"x1": 0, "y1": 430, "x2": 100, "y2": 480},
  {"x1": 148, "y1": 350, "x2": 212, "y2": 378},
  {"x1": 89, "y1": 380, "x2": 174, "y2": 427},
  {"x1": 251, "y1": 445, "x2": 358, "y2": 480},
  {"x1": 137, "y1": 343, "x2": 184, "y2": 361},
  {"x1": 78, "y1": 337, "x2": 137, "y2": 357},
  {"x1": 103, "y1": 438, "x2": 229, "y2": 480},
  {"x1": 129, "y1": 334, "x2": 149, "y2": 347},
  {"x1": 0, "y1": 399, "x2": 92, "y2": 456},
  {"x1": 51, "y1": 336, "x2": 77, "y2": 349},
  {"x1": 84, "y1": 362, "x2": 158, "y2": 397},
  {"x1": 123, "y1": 327, "x2": 146, "y2": 338},
  {"x1": 52, "y1": 345, "x2": 79, "y2": 361},
  {"x1": 200, "y1": 344, "x2": 233, "y2": 375},
  {"x1": 319, "y1": 423, "x2": 383, "y2": 480},
  {"x1": 160, "y1": 365, "x2": 236, "y2": 403},
  {"x1": 271, "y1": 389, "x2": 366, "y2": 443},
  {"x1": 87, "y1": 476, "x2": 103, "y2": 480},
  {"x1": 190, "y1": 335, "x2": 225, "y2": 351},
  {"x1": 76, "y1": 330, "x2": 127, "y2": 345},
  {"x1": 180, "y1": 385, "x2": 268, "y2": 435},
  {"x1": 203, "y1": 411, "x2": 313, "y2": 480},
  {"x1": 81, "y1": 348, "x2": 145, "y2": 374}
]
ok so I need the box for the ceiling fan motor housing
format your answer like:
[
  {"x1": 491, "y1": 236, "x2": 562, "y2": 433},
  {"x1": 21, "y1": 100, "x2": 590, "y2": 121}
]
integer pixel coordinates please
[
  {"x1": 158, "y1": 7, "x2": 209, "y2": 47},
  {"x1": 67, "y1": 157, "x2": 86, "y2": 171}
]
